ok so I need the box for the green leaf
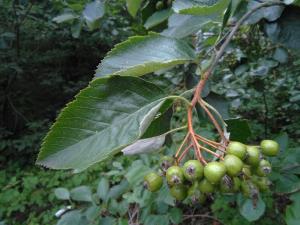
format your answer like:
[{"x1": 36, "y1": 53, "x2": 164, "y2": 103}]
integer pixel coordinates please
[
  {"x1": 265, "y1": 7, "x2": 300, "y2": 51},
  {"x1": 53, "y1": 14, "x2": 77, "y2": 23},
  {"x1": 169, "y1": 208, "x2": 183, "y2": 224},
  {"x1": 126, "y1": 0, "x2": 143, "y2": 17},
  {"x1": 57, "y1": 210, "x2": 85, "y2": 225},
  {"x1": 144, "y1": 9, "x2": 173, "y2": 29},
  {"x1": 173, "y1": 0, "x2": 230, "y2": 15},
  {"x1": 225, "y1": 118, "x2": 252, "y2": 143},
  {"x1": 205, "y1": 92, "x2": 230, "y2": 119},
  {"x1": 97, "y1": 177, "x2": 109, "y2": 201},
  {"x1": 37, "y1": 76, "x2": 171, "y2": 171},
  {"x1": 239, "y1": 195, "x2": 266, "y2": 222},
  {"x1": 70, "y1": 186, "x2": 93, "y2": 202},
  {"x1": 54, "y1": 187, "x2": 70, "y2": 200},
  {"x1": 107, "y1": 179, "x2": 130, "y2": 200},
  {"x1": 245, "y1": 1, "x2": 284, "y2": 24},
  {"x1": 83, "y1": 0, "x2": 105, "y2": 23},
  {"x1": 162, "y1": 14, "x2": 217, "y2": 38},
  {"x1": 125, "y1": 160, "x2": 151, "y2": 186},
  {"x1": 285, "y1": 192, "x2": 300, "y2": 225},
  {"x1": 144, "y1": 215, "x2": 169, "y2": 225},
  {"x1": 273, "y1": 47, "x2": 288, "y2": 63},
  {"x1": 95, "y1": 33, "x2": 195, "y2": 77},
  {"x1": 275, "y1": 132, "x2": 289, "y2": 153}
]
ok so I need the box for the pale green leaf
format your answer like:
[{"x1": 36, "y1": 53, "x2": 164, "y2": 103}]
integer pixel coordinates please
[
  {"x1": 57, "y1": 210, "x2": 85, "y2": 225},
  {"x1": 70, "y1": 186, "x2": 93, "y2": 202},
  {"x1": 53, "y1": 14, "x2": 77, "y2": 23},
  {"x1": 54, "y1": 187, "x2": 70, "y2": 200},
  {"x1": 144, "y1": 9, "x2": 173, "y2": 29},
  {"x1": 285, "y1": 192, "x2": 300, "y2": 225},
  {"x1": 126, "y1": 0, "x2": 143, "y2": 17},
  {"x1": 173, "y1": 0, "x2": 230, "y2": 15},
  {"x1": 83, "y1": 0, "x2": 105, "y2": 22},
  {"x1": 162, "y1": 13, "x2": 218, "y2": 38},
  {"x1": 97, "y1": 177, "x2": 109, "y2": 201},
  {"x1": 239, "y1": 195, "x2": 266, "y2": 221},
  {"x1": 37, "y1": 76, "x2": 171, "y2": 171},
  {"x1": 95, "y1": 33, "x2": 195, "y2": 77}
]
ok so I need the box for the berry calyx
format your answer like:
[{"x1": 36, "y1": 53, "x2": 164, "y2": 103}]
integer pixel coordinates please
[
  {"x1": 144, "y1": 172, "x2": 163, "y2": 192},
  {"x1": 226, "y1": 141, "x2": 247, "y2": 159},
  {"x1": 199, "y1": 179, "x2": 215, "y2": 193},
  {"x1": 166, "y1": 166, "x2": 185, "y2": 186},
  {"x1": 183, "y1": 160, "x2": 204, "y2": 181},
  {"x1": 204, "y1": 161, "x2": 226, "y2": 184},
  {"x1": 220, "y1": 176, "x2": 241, "y2": 193},
  {"x1": 245, "y1": 146, "x2": 260, "y2": 166},
  {"x1": 170, "y1": 184, "x2": 187, "y2": 201},
  {"x1": 260, "y1": 140, "x2": 279, "y2": 157},
  {"x1": 223, "y1": 154, "x2": 243, "y2": 177}
]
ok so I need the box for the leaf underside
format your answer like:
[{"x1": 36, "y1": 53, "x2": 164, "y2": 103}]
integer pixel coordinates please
[
  {"x1": 37, "y1": 76, "x2": 170, "y2": 171},
  {"x1": 95, "y1": 33, "x2": 195, "y2": 77},
  {"x1": 173, "y1": 0, "x2": 230, "y2": 15}
]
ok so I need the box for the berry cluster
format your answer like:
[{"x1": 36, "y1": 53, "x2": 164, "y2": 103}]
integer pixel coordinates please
[{"x1": 144, "y1": 140, "x2": 279, "y2": 202}]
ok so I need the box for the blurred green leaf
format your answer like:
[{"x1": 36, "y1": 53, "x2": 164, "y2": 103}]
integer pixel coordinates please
[
  {"x1": 285, "y1": 192, "x2": 300, "y2": 225},
  {"x1": 169, "y1": 207, "x2": 183, "y2": 224},
  {"x1": 239, "y1": 195, "x2": 266, "y2": 222},
  {"x1": 70, "y1": 186, "x2": 93, "y2": 202},
  {"x1": 54, "y1": 188, "x2": 70, "y2": 200},
  {"x1": 97, "y1": 177, "x2": 109, "y2": 201},
  {"x1": 144, "y1": 9, "x2": 172, "y2": 29},
  {"x1": 126, "y1": 0, "x2": 143, "y2": 17}
]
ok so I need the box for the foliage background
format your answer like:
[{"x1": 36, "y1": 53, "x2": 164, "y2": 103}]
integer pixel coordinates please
[{"x1": 0, "y1": 0, "x2": 300, "y2": 225}]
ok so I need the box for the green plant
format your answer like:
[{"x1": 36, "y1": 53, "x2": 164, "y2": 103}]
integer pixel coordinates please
[{"x1": 3, "y1": 0, "x2": 298, "y2": 224}]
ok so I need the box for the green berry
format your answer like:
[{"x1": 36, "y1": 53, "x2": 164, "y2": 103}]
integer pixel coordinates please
[
  {"x1": 260, "y1": 140, "x2": 279, "y2": 157},
  {"x1": 144, "y1": 172, "x2": 163, "y2": 192},
  {"x1": 226, "y1": 141, "x2": 247, "y2": 159},
  {"x1": 170, "y1": 184, "x2": 187, "y2": 201},
  {"x1": 199, "y1": 179, "x2": 215, "y2": 193},
  {"x1": 252, "y1": 176, "x2": 270, "y2": 192},
  {"x1": 245, "y1": 146, "x2": 260, "y2": 166},
  {"x1": 204, "y1": 161, "x2": 226, "y2": 184},
  {"x1": 160, "y1": 156, "x2": 174, "y2": 172},
  {"x1": 256, "y1": 159, "x2": 272, "y2": 177},
  {"x1": 166, "y1": 166, "x2": 185, "y2": 186},
  {"x1": 242, "y1": 165, "x2": 252, "y2": 177},
  {"x1": 220, "y1": 176, "x2": 241, "y2": 193},
  {"x1": 223, "y1": 154, "x2": 243, "y2": 176},
  {"x1": 183, "y1": 160, "x2": 204, "y2": 181},
  {"x1": 188, "y1": 182, "x2": 206, "y2": 204}
]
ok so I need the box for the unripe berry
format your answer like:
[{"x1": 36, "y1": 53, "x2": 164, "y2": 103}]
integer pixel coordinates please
[
  {"x1": 144, "y1": 172, "x2": 163, "y2": 192},
  {"x1": 188, "y1": 182, "x2": 206, "y2": 204},
  {"x1": 160, "y1": 156, "x2": 174, "y2": 172},
  {"x1": 199, "y1": 179, "x2": 215, "y2": 193},
  {"x1": 204, "y1": 161, "x2": 226, "y2": 184},
  {"x1": 245, "y1": 146, "x2": 260, "y2": 166},
  {"x1": 260, "y1": 140, "x2": 279, "y2": 157},
  {"x1": 183, "y1": 160, "x2": 204, "y2": 181},
  {"x1": 166, "y1": 166, "x2": 185, "y2": 186},
  {"x1": 226, "y1": 141, "x2": 247, "y2": 159},
  {"x1": 170, "y1": 184, "x2": 187, "y2": 201},
  {"x1": 223, "y1": 154, "x2": 243, "y2": 176},
  {"x1": 256, "y1": 159, "x2": 271, "y2": 177}
]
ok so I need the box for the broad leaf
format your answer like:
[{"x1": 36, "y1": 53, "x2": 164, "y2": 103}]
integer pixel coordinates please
[
  {"x1": 144, "y1": 9, "x2": 173, "y2": 29},
  {"x1": 97, "y1": 177, "x2": 109, "y2": 201},
  {"x1": 37, "y1": 76, "x2": 171, "y2": 171},
  {"x1": 95, "y1": 33, "x2": 195, "y2": 77},
  {"x1": 245, "y1": 0, "x2": 284, "y2": 24},
  {"x1": 173, "y1": 0, "x2": 230, "y2": 15},
  {"x1": 285, "y1": 192, "x2": 300, "y2": 225},
  {"x1": 57, "y1": 210, "x2": 86, "y2": 225},
  {"x1": 239, "y1": 195, "x2": 266, "y2": 222},
  {"x1": 54, "y1": 187, "x2": 70, "y2": 200},
  {"x1": 126, "y1": 0, "x2": 143, "y2": 17},
  {"x1": 162, "y1": 14, "x2": 218, "y2": 38},
  {"x1": 122, "y1": 134, "x2": 165, "y2": 155},
  {"x1": 53, "y1": 14, "x2": 77, "y2": 23},
  {"x1": 83, "y1": 0, "x2": 105, "y2": 23},
  {"x1": 70, "y1": 186, "x2": 93, "y2": 202}
]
